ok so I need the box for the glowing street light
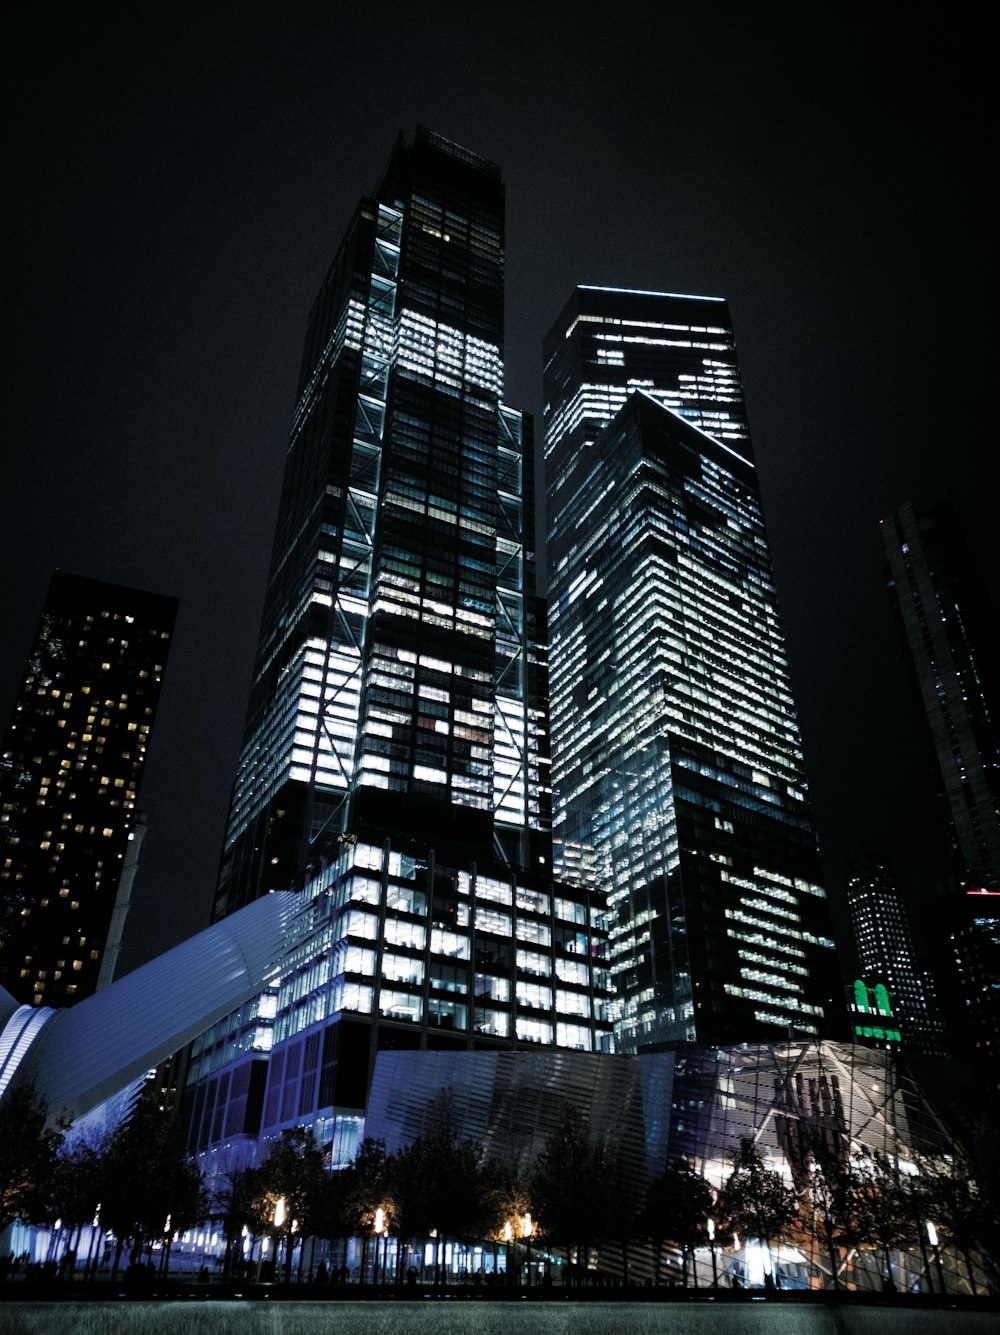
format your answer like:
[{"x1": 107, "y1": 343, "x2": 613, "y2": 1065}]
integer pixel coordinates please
[
  {"x1": 373, "y1": 1206, "x2": 386, "y2": 1286},
  {"x1": 371, "y1": 1201, "x2": 387, "y2": 1281},
  {"x1": 273, "y1": 1196, "x2": 289, "y2": 1282},
  {"x1": 927, "y1": 1220, "x2": 946, "y2": 1294},
  {"x1": 707, "y1": 1217, "x2": 718, "y2": 1288},
  {"x1": 521, "y1": 1213, "x2": 534, "y2": 1288},
  {"x1": 502, "y1": 1220, "x2": 513, "y2": 1285},
  {"x1": 86, "y1": 1205, "x2": 102, "y2": 1281}
]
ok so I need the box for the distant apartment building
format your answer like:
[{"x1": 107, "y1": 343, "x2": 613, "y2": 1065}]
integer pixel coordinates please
[{"x1": 0, "y1": 571, "x2": 176, "y2": 1006}]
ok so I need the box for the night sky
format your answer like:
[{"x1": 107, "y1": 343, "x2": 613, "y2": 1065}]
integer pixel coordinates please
[{"x1": 3, "y1": 4, "x2": 994, "y2": 978}]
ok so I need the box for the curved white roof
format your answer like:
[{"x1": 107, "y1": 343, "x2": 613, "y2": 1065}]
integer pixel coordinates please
[{"x1": 0, "y1": 890, "x2": 299, "y2": 1124}]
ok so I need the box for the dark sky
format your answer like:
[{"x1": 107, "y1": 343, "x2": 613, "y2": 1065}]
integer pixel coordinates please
[{"x1": 3, "y1": 3, "x2": 994, "y2": 976}]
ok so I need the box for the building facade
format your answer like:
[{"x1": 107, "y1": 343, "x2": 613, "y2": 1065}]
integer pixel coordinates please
[
  {"x1": 187, "y1": 838, "x2": 611, "y2": 1169},
  {"x1": 543, "y1": 286, "x2": 841, "y2": 1051},
  {"x1": 0, "y1": 571, "x2": 176, "y2": 1007},
  {"x1": 882, "y1": 500, "x2": 1000, "y2": 890},
  {"x1": 364, "y1": 1041, "x2": 979, "y2": 1291},
  {"x1": 185, "y1": 132, "x2": 609, "y2": 1170}
]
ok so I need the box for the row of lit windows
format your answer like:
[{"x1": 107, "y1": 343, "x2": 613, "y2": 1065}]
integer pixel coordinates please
[{"x1": 724, "y1": 981, "x2": 824, "y2": 1017}]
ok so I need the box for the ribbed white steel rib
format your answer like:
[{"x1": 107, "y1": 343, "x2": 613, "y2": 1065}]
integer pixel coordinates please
[{"x1": 0, "y1": 890, "x2": 300, "y2": 1124}]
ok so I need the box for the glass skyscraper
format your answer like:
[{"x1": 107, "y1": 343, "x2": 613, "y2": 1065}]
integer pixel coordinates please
[
  {"x1": 883, "y1": 500, "x2": 1000, "y2": 890},
  {"x1": 215, "y1": 130, "x2": 550, "y2": 922},
  {"x1": 186, "y1": 134, "x2": 609, "y2": 1169},
  {"x1": 883, "y1": 501, "x2": 1000, "y2": 1089},
  {"x1": 543, "y1": 286, "x2": 841, "y2": 1050}
]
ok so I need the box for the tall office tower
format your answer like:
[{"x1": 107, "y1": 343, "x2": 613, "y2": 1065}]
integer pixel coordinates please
[
  {"x1": 0, "y1": 571, "x2": 177, "y2": 1006},
  {"x1": 543, "y1": 285, "x2": 841, "y2": 1051},
  {"x1": 185, "y1": 134, "x2": 609, "y2": 1168},
  {"x1": 925, "y1": 885, "x2": 1000, "y2": 1093},
  {"x1": 214, "y1": 128, "x2": 547, "y2": 922},
  {"x1": 883, "y1": 500, "x2": 1000, "y2": 889},
  {"x1": 847, "y1": 860, "x2": 947, "y2": 1058}
]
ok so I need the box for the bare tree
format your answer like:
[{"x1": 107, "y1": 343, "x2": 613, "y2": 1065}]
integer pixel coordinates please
[
  {"x1": 643, "y1": 1158, "x2": 713, "y2": 1287},
  {"x1": 99, "y1": 1081, "x2": 204, "y2": 1278},
  {"x1": 842, "y1": 1148, "x2": 914, "y2": 1291},
  {"x1": 790, "y1": 1125, "x2": 853, "y2": 1290},
  {"x1": 258, "y1": 1126, "x2": 327, "y2": 1282},
  {"x1": 0, "y1": 1080, "x2": 63, "y2": 1234},
  {"x1": 718, "y1": 1135, "x2": 797, "y2": 1289},
  {"x1": 530, "y1": 1104, "x2": 608, "y2": 1282}
]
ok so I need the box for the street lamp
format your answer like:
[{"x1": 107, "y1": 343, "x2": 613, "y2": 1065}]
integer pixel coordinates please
[
  {"x1": 503, "y1": 1220, "x2": 513, "y2": 1284},
  {"x1": 273, "y1": 1197, "x2": 287, "y2": 1282},
  {"x1": 707, "y1": 1217, "x2": 718, "y2": 1288},
  {"x1": 374, "y1": 1206, "x2": 386, "y2": 1286},
  {"x1": 86, "y1": 1204, "x2": 102, "y2": 1281},
  {"x1": 927, "y1": 1220, "x2": 946, "y2": 1295},
  {"x1": 521, "y1": 1213, "x2": 534, "y2": 1289}
]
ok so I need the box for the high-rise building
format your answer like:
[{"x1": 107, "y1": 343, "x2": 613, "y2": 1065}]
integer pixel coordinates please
[
  {"x1": 847, "y1": 859, "x2": 947, "y2": 1058},
  {"x1": 0, "y1": 571, "x2": 177, "y2": 1006},
  {"x1": 214, "y1": 129, "x2": 548, "y2": 922},
  {"x1": 882, "y1": 502, "x2": 999, "y2": 1093},
  {"x1": 925, "y1": 885, "x2": 1000, "y2": 1092},
  {"x1": 882, "y1": 500, "x2": 1000, "y2": 889},
  {"x1": 185, "y1": 133, "x2": 610, "y2": 1169},
  {"x1": 543, "y1": 285, "x2": 842, "y2": 1051}
]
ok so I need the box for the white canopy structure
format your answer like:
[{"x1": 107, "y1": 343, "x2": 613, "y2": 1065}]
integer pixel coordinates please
[{"x1": 0, "y1": 890, "x2": 299, "y2": 1125}]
